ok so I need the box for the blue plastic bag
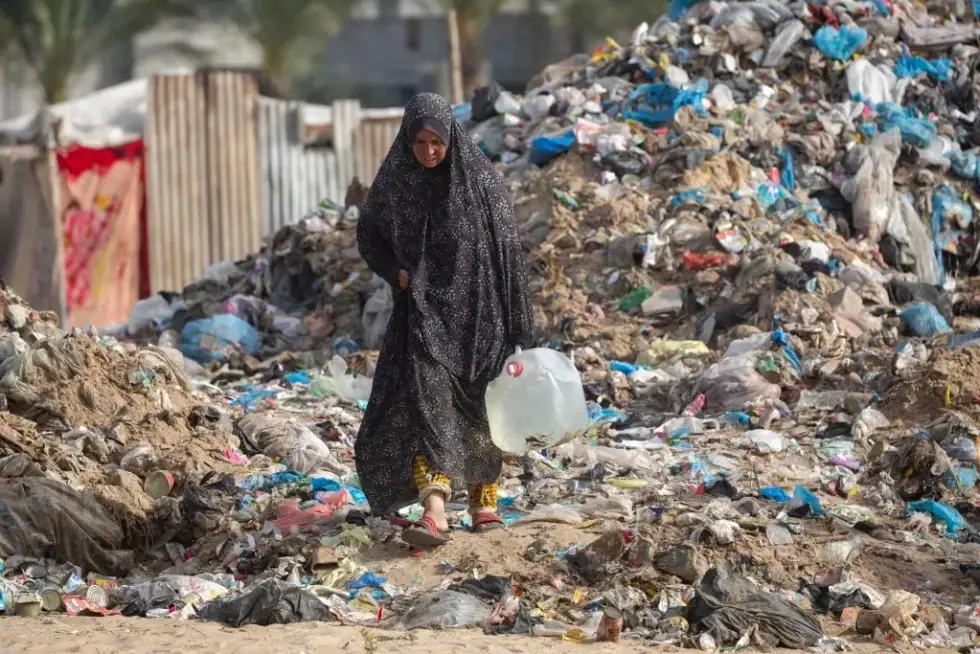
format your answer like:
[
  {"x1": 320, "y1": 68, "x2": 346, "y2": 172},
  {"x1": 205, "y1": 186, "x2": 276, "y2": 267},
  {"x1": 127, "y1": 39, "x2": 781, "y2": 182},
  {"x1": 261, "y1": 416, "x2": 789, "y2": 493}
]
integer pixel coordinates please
[
  {"x1": 876, "y1": 103, "x2": 936, "y2": 148},
  {"x1": 895, "y1": 56, "x2": 953, "y2": 81},
  {"x1": 347, "y1": 572, "x2": 388, "y2": 590},
  {"x1": 311, "y1": 477, "x2": 368, "y2": 505},
  {"x1": 813, "y1": 25, "x2": 868, "y2": 61},
  {"x1": 790, "y1": 485, "x2": 825, "y2": 516},
  {"x1": 905, "y1": 500, "x2": 966, "y2": 536},
  {"x1": 950, "y1": 151, "x2": 980, "y2": 181},
  {"x1": 671, "y1": 188, "x2": 707, "y2": 207},
  {"x1": 180, "y1": 314, "x2": 262, "y2": 363},
  {"x1": 778, "y1": 147, "x2": 796, "y2": 191},
  {"x1": 529, "y1": 130, "x2": 575, "y2": 166},
  {"x1": 760, "y1": 486, "x2": 791, "y2": 503},
  {"x1": 900, "y1": 304, "x2": 951, "y2": 337},
  {"x1": 622, "y1": 79, "x2": 708, "y2": 127},
  {"x1": 669, "y1": 0, "x2": 706, "y2": 20}
]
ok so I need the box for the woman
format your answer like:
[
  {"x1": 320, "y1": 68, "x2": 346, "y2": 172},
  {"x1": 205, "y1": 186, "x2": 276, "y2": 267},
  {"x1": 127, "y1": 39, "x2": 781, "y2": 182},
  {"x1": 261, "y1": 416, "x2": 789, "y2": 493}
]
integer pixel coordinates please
[{"x1": 355, "y1": 93, "x2": 535, "y2": 546}]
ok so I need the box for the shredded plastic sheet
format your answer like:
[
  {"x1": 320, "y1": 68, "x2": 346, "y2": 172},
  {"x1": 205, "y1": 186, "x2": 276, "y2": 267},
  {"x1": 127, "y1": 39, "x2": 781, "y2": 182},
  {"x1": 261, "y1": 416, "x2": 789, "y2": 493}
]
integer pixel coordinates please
[{"x1": 0, "y1": 476, "x2": 131, "y2": 575}]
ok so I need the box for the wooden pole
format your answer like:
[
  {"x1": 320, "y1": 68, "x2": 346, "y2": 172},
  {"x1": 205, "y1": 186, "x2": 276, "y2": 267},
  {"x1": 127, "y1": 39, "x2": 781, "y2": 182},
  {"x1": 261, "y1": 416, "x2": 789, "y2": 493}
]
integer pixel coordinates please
[{"x1": 447, "y1": 7, "x2": 464, "y2": 105}]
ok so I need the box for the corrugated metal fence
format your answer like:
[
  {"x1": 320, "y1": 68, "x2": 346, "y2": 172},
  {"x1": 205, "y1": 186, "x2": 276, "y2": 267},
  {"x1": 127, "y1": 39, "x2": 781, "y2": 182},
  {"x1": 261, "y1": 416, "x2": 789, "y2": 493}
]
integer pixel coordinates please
[
  {"x1": 147, "y1": 71, "x2": 403, "y2": 292},
  {"x1": 146, "y1": 72, "x2": 263, "y2": 293},
  {"x1": 258, "y1": 99, "x2": 402, "y2": 236}
]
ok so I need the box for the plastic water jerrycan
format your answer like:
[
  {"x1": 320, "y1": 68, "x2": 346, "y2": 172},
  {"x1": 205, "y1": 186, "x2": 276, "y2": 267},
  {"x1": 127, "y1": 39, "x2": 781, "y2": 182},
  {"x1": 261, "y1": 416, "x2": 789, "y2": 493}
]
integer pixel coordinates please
[{"x1": 485, "y1": 347, "x2": 590, "y2": 454}]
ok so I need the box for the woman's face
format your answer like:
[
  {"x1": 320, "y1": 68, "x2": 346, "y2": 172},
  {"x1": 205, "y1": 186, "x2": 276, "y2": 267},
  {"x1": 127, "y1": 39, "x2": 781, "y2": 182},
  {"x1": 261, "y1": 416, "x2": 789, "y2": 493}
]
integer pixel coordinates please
[{"x1": 412, "y1": 129, "x2": 447, "y2": 168}]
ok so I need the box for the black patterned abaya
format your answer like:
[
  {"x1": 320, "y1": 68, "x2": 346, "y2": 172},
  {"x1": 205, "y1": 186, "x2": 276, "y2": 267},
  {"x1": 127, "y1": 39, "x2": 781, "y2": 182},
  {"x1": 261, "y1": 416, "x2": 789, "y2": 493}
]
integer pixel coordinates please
[{"x1": 354, "y1": 93, "x2": 535, "y2": 516}]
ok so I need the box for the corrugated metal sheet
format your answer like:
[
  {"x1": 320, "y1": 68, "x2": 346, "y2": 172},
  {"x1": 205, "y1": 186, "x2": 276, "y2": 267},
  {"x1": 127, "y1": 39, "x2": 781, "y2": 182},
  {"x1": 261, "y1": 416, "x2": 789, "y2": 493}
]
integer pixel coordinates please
[
  {"x1": 257, "y1": 97, "x2": 340, "y2": 236},
  {"x1": 355, "y1": 109, "x2": 402, "y2": 184},
  {"x1": 145, "y1": 72, "x2": 262, "y2": 293},
  {"x1": 0, "y1": 147, "x2": 64, "y2": 314}
]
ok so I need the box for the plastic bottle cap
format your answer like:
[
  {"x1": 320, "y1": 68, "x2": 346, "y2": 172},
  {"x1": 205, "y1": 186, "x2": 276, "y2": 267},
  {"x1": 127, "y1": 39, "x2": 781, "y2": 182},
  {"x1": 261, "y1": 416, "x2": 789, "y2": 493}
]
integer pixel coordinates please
[{"x1": 506, "y1": 361, "x2": 524, "y2": 378}]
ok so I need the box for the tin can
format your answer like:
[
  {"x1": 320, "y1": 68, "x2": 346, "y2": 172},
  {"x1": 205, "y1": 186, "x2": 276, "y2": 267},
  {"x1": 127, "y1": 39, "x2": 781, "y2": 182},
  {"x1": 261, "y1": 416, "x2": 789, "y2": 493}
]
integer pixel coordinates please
[
  {"x1": 86, "y1": 574, "x2": 120, "y2": 589},
  {"x1": 144, "y1": 470, "x2": 175, "y2": 499},
  {"x1": 84, "y1": 585, "x2": 112, "y2": 609},
  {"x1": 14, "y1": 595, "x2": 42, "y2": 617},
  {"x1": 598, "y1": 607, "x2": 623, "y2": 643},
  {"x1": 39, "y1": 587, "x2": 63, "y2": 612}
]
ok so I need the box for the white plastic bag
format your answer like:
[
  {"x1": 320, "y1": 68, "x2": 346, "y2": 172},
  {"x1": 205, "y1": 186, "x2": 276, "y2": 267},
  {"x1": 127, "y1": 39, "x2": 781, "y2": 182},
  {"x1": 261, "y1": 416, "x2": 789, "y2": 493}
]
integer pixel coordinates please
[
  {"x1": 361, "y1": 284, "x2": 393, "y2": 349},
  {"x1": 485, "y1": 347, "x2": 589, "y2": 454}
]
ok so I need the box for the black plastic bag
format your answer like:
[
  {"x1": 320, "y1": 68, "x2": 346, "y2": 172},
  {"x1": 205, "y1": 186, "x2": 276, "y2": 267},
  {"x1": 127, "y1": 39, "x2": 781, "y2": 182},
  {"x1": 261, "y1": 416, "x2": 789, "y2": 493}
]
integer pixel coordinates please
[
  {"x1": 471, "y1": 83, "x2": 502, "y2": 122},
  {"x1": 451, "y1": 575, "x2": 511, "y2": 602},
  {"x1": 687, "y1": 567, "x2": 823, "y2": 648},
  {"x1": 197, "y1": 580, "x2": 335, "y2": 627},
  {"x1": 602, "y1": 150, "x2": 649, "y2": 177}
]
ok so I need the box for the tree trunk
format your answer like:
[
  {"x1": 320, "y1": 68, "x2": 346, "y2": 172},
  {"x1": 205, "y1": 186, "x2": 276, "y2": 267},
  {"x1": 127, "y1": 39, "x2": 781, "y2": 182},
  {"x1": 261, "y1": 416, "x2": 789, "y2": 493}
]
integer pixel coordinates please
[{"x1": 454, "y1": 3, "x2": 493, "y2": 98}]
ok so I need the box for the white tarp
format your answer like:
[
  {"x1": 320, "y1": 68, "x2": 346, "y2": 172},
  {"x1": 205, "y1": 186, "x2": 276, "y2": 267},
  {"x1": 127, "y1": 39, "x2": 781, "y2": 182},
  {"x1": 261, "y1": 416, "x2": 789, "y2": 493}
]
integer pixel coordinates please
[{"x1": 0, "y1": 78, "x2": 147, "y2": 148}]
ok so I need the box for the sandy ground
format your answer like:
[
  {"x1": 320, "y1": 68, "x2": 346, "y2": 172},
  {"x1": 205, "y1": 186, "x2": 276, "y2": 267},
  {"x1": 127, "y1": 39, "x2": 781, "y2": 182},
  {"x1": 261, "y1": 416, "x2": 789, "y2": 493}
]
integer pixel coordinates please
[
  {"x1": 0, "y1": 617, "x2": 949, "y2": 654},
  {"x1": 0, "y1": 617, "x2": 667, "y2": 653}
]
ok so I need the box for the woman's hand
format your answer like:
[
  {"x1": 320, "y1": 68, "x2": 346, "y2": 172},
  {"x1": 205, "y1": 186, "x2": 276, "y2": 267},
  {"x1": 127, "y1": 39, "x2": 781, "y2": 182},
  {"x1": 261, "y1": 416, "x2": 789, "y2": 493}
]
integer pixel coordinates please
[{"x1": 398, "y1": 269, "x2": 409, "y2": 290}]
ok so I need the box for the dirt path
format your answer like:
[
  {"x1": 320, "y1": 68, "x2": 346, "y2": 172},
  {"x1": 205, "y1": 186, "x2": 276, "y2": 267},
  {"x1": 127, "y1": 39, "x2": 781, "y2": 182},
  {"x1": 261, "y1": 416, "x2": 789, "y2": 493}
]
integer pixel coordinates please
[{"x1": 2, "y1": 617, "x2": 653, "y2": 653}]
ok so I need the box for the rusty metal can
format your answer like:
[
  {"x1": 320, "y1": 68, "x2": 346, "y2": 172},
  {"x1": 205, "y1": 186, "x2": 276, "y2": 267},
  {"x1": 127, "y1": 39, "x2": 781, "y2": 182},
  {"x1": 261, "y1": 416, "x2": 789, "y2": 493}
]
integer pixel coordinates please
[
  {"x1": 598, "y1": 607, "x2": 623, "y2": 643},
  {"x1": 84, "y1": 585, "x2": 112, "y2": 609}
]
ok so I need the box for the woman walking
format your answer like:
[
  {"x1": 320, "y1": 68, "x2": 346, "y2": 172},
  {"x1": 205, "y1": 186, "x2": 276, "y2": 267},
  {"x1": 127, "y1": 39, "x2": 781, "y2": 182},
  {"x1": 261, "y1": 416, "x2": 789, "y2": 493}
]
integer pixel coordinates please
[{"x1": 354, "y1": 93, "x2": 535, "y2": 546}]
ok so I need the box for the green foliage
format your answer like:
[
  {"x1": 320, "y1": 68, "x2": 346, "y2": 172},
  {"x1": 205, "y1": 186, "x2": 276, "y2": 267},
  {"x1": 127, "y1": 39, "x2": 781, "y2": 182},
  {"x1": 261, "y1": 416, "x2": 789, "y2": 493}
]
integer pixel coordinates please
[
  {"x1": 0, "y1": 0, "x2": 202, "y2": 103},
  {"x1": 199, "y1": 0, "x2": 359, "y2": 97}
]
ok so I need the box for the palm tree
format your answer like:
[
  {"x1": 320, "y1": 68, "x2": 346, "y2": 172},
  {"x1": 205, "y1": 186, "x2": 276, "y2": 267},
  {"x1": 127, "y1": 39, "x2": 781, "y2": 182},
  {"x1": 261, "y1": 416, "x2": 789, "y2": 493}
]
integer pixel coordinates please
[
  {"x1": 0, "y1": 0, "x2": 205, "y2": 104},
  {"x1": 198, "y1": 0, "x2": 359, "y2": 98}
]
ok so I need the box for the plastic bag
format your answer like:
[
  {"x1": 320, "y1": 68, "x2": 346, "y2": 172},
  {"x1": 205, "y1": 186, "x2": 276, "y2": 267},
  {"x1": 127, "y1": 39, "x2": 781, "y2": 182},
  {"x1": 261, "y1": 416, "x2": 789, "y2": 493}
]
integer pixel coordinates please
[
  {"x1": 895, "y1": 56, "x2": 952, "y2": 81},
  {"x1": 400, "y1": 591, "x2": 492, "y2": 630},
  {"x1": 813, "y1": 25, "x2": 868, "y2": 61},
  {"x1": 906, "y1": 500, "x2": 965, "y2": 536},
  {"x1": 840, "y1": 128, "x2": 901, "y2": 243},
  {"x1": 0, "y1": 476, "x2": 132, "y2": 576},
  {"x1": 127, "y1": 294, "x2": 174, "y2": 334},
  {"x1": 197, "y1": 580, "x2": 334, "y2": 627},
  {"x1": 687, "y1": 567, "x2": 823, "y2": 648},
  {"x1": 237, "y1": 413, "x2": 346, "y2": 475},
  {"x1": 602, "y1": 150, "x2": 649, "y2": 177},
  {"x1": 900, "y1": 304, "x2": 950, "y2": 337},
  {"x1": 180, "y1": 314, "x2": 262, "y2": 364},
  {"x1": 846, "y1": 59, "x2": 895, "y2": 105},
  {"x1": 471, "y1": 82, "x2": 501, "y2": 122},
  {"x1": 360, "y1": 285, "x2": 392, "y2": 350},
  {"x1": 763, "y1": 20, "x2": 808, "y2": 68},
  {"x1": 696, "y1": 352, "x2": 782, "y2": 412},
  {"x1": 669, "y1": 0, "x2": 706, "y2": 20},
  {"x1": 877, "y1": 103, "x2": 936, "y2": 148},
  {"x1": 311, "y1": 356, "x2": 373, "y2": 404},
  {"x1": 529, "y1": 130, "x2": 575, "y2": 166},
  {"x1": 622, "y1": 79, "x2": 708, "y2": 128}
]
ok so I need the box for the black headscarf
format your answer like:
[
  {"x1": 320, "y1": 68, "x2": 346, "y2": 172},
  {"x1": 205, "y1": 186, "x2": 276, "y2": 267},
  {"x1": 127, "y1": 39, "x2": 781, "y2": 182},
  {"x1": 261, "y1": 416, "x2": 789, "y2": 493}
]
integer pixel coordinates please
[{"x1": 354, "y1": 93, "x2": 535, "y2": 514}]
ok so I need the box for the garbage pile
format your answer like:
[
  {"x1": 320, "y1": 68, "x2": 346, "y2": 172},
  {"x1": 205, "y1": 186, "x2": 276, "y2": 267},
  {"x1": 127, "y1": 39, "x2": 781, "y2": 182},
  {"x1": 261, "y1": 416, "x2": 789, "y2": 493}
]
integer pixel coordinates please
[
  {"x1": 120, "y1": 198, "x2": 386, "y2": 370},
  {"x1": 7, "y1": 0, "x2": 980, "y2": 646}
]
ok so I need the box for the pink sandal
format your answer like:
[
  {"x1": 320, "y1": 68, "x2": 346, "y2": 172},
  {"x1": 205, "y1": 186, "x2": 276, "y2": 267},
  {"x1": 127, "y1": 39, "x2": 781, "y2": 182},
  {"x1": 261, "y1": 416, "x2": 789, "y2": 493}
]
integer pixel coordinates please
[
  {"x1": 470, "y1": 511, "x2": 504, "y2": 533},
  {"x1": 402, "y1": 515, "x2": 451, "y2": 547}
]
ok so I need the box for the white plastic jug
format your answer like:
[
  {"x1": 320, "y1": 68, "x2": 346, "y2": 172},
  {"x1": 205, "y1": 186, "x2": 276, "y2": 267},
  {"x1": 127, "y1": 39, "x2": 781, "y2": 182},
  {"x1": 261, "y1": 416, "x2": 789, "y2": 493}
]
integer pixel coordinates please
[{"x1": 485, "y1": 347, "x2": 590, "y2": 454}]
